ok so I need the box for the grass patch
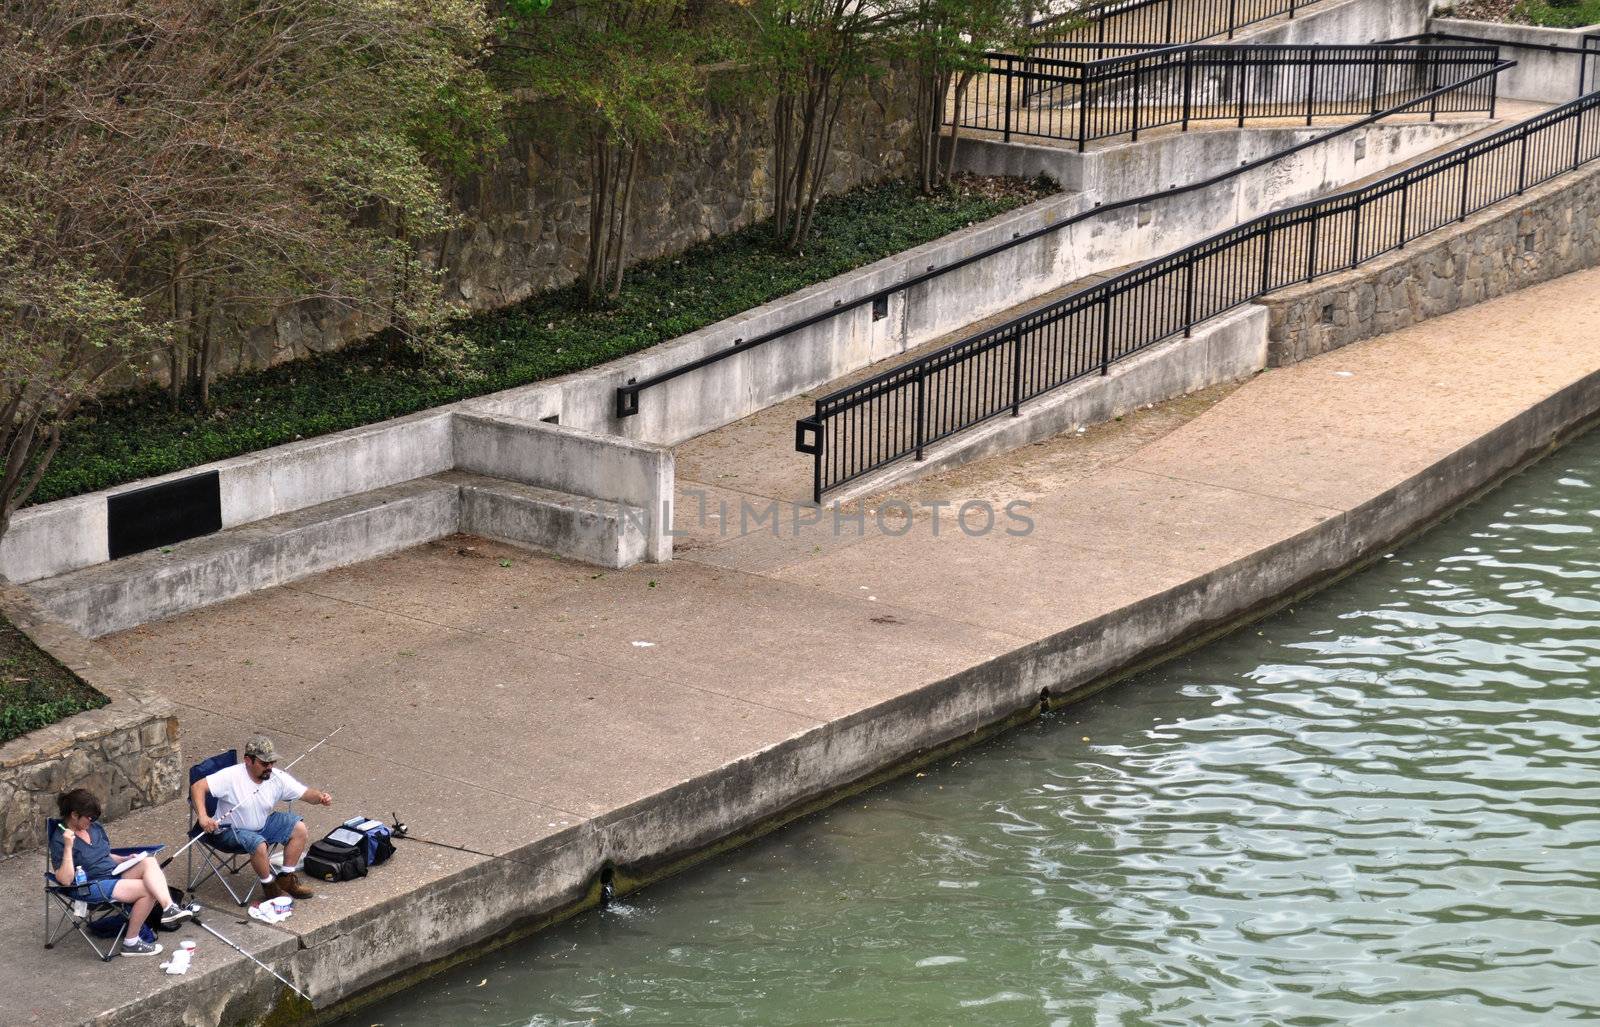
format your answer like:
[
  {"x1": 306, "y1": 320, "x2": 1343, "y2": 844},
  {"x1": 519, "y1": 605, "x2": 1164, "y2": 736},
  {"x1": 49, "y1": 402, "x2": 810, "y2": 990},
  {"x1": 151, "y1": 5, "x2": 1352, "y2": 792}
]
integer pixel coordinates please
[
  {"x1": 0, "y1": 616, "x2": 107, "y2": 745},
  {"x1": 31, "y1": 174, "x2": 1055, "y2": 506},
  {"x1": 1518, "y1": 0, "x2": 1600, "y2": 26},
  {"x1": 1452, "y1": 0, "x2": 1600, "y2": 27}
]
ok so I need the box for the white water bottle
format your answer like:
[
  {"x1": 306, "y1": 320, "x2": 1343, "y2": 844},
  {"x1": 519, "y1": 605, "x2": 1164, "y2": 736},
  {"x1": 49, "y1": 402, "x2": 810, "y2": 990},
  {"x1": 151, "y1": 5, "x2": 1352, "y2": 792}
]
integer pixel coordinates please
[{"x1": 72, "y1": 866, "x2": 87, "y2": 918}]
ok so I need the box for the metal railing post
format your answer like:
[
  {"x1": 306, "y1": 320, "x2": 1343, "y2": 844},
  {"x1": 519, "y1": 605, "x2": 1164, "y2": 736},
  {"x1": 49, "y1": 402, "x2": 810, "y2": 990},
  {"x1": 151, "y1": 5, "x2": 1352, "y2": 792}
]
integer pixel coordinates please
[
  {"x1": 1306, "y1": 53, "x2": 1317, "y2": 127},
  {"x1": 1429, "y1": 54, "x2": 1441, "y2": 122},
  {"x1": 1260, "y1": 221, "x2": 1274, "y2": 294},
  {"x1": 1132, "y1": 60, "x2": 1142, "y2": 142},
  {"x1": 1078, "y1": 64, "x2": 1091, "y2": 151},
  {"x1": 1290, "y1": 0, "x2": 1298, "y2": 18},
  {"x1": 1350, "y1": 201, "x2": 1363, "y2": 268},
  {"x1": 1459, "y1": 156, "x2": 1472, "y2": 222},
  {"x1": 1398, "y1": 179, "x2": 1410, "y2": 249},
  {"x1": 1518, "y1": 130, "x2": 1529, "y2": 193},
  {"x1": 811, "y1": 416, "x2": 824, "y2": 504},
  {"x1": 1305, "y1": 214, "x2": 1319, "y2": 282},
  {"x1": 1237, "y1": 59, "x2": 1248, "y2": 128},
  {"x1": 1183, "y1": 253, "x2": 1198, "y2": 338},
  {"x1": 914, "y1": 365, "x2": 928, "y2": 461},
  {"x1": 1003, "y1": 59, "x2": 1014, "y2": 143},
  {"x1": 1574, "y1": 106, "x2": 1588, "y2": 170},
  {"x1": 1010, "y1": 328, "x2": 1025, "y2": 416},
  {"x1": 1099, "y1": 297, "x2": 1112, "y2": 376},
  {"x1": 1228, "y1": 0, "x2": 1238, "y2": 39},
  {"x1": 1182, "y1": 48, "x2": 1194, "y2": 131}
]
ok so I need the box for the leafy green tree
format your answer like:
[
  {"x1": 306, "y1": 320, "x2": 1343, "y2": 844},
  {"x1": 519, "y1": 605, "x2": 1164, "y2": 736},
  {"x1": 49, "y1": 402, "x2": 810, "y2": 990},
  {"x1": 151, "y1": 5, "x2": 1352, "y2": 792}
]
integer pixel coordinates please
[
  {"x1": 0, "y1": 0, "x2": 499, "y2": 538},
  {"x1": 755, "y1": 1, "x2": 901, "y2": 250},
  {"x1": 0, "y1": 201, "x2": 164, "y2": 542},
  {"x1": 2, "y1": 1, "x2": 500, "y2": 415},
  {"x1": 890, "y1": 0, "x2": 1034, "y2": 194},
  {"x1": 499, "y1": 1, "x2": 718, "y2": 302}
]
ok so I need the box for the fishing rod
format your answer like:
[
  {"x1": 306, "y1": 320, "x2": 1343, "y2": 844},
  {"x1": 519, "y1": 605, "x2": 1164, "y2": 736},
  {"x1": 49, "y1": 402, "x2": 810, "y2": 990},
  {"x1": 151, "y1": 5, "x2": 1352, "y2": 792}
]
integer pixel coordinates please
[
  {"x1": 386, "y1": 814, "x2": 620, "y2": 903},
  {"x1": 190, "y1": 911, "x2": 312, "y2": 1002},
  {"x1": 388, "y1": 814, "x2": 574, "y2": 873},
  {"x1": 390, "y1": 829, "x2": 618, "y2": 903},
  {"x1": 386, "y1": 815, "x2": 534, "y2": 865},
  {"x1": 161, "y1": 726, "x2": 343, "y2": 869}
]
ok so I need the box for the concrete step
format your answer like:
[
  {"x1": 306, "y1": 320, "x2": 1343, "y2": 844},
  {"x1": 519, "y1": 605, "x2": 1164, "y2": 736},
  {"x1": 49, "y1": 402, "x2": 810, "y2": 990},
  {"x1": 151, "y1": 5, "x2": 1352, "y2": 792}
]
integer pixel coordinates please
[
  {"x1": 443, "y1": 471, "x2": 649, "y2": 570},
  {"x1": 26, "y1": 478, "x2": 462, "y2": 638},
  {"x1": 24, "y1": 470, "x2": 653, "y2": 637}
]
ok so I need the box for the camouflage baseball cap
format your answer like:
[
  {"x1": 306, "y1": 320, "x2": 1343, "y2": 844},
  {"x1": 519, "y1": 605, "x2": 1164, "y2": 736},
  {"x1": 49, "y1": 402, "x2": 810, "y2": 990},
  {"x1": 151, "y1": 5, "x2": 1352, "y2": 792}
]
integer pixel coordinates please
[{"x1": 243, "y1": 735, "x2": 279, "y2": 763}]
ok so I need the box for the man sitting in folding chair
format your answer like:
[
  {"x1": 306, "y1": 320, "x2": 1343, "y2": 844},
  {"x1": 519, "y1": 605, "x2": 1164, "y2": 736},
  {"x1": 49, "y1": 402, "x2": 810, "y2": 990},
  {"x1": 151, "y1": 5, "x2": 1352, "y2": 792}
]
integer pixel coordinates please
[
  {"x1": 189, "y1": 735, "x2": 333, "y2": 903},
  {"x1": 47, "y1": 788, "x2": 193, "y2": 959}
]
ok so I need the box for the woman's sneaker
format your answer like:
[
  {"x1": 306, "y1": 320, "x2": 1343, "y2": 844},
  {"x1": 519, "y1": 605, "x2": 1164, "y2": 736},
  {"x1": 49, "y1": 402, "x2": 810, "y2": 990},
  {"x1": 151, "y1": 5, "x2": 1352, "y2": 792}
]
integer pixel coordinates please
[
  {"x1": 159, "y1": 904, "x2": 195, "y2": 927},
  {"x1": 121, "y1": 937, "x2": 163, "y2": 956}
]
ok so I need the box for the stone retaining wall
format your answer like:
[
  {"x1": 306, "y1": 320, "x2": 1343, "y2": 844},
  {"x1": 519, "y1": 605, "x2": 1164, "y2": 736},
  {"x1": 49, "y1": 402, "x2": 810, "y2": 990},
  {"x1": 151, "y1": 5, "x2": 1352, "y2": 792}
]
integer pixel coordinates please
[
  {"x1": 1262, "y1": 159, "x2": 1600, "y2": 366},
  {"x1": 0, "y1": 584, "x2": 180, "y2": 856},
  {"x1": 239, "y1": 76, "x2": 916, "y2": 372}
]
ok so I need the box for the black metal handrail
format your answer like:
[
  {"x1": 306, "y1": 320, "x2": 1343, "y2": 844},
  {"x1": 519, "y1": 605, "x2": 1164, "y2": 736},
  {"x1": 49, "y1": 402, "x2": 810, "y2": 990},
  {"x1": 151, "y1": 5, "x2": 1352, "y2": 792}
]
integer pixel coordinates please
[
  {"x1": 1032, "y1": 0, "x2": 1324, "y2": 46},
  {"x1": 614, "y1": 54, "x2": 1511, "y2": 419},
  {"x1": 1388, "y1": 30, "x2": 1600, "y2": 97},
  {"x1": 796, "y1": 87, "x2": 1600, "y2": 502},
  {"x1": 954, "y1": 43, "x2": 1502, "y2": 151}
]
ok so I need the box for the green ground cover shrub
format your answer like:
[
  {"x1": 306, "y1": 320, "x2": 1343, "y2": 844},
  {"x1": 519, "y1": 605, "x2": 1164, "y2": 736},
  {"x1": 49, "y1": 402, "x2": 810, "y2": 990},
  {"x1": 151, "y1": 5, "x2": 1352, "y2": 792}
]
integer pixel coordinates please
[
  {"x1": 1453, "y1": 0, "x2": 1600, "y2": 27},
  {"x1": 0, "y1": 616, "x2": 106, "y2": 745},
  {"x1": 1519, "y1": 0, "x2": 1600, "y2": 27},
  {"x1": 31, "y1": 175, "x2": 1053, "y2": 506}
]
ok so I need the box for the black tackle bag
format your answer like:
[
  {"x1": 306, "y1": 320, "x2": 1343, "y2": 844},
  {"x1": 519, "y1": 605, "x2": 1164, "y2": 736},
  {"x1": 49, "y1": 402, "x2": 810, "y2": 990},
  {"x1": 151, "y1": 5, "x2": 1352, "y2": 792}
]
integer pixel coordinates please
[{"x1": 303, "y1": 826, "x2": 368, "y2": 883}]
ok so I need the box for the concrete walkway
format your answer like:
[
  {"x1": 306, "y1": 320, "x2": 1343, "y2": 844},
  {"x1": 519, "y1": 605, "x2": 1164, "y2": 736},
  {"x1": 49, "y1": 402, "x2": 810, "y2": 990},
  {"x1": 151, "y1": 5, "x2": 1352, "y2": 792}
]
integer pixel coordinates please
[
  {"x1": 678, "y1": 110, "x2": 1537, "y2": 509},
  {"x1": 6, "y1": 264, "x2": 1600, "y2": 1025}
]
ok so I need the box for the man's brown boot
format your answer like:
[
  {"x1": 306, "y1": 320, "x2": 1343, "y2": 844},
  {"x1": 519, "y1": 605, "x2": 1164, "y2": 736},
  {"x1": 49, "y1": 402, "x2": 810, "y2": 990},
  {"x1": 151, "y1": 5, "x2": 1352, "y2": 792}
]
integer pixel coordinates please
[
  {"x1": 275, "y1": 871, "x2": 314, "y2": 900},
  {"x1": 260, "y1": 876, "x2": 284, "y2": 902}
]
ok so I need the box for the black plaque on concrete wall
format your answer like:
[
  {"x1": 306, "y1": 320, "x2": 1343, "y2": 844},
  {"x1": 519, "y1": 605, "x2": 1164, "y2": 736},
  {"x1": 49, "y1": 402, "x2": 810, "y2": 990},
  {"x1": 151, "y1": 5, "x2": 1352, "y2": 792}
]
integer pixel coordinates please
[{"x1": 106, "y1": 471, "x2": 223, "y2": 559}]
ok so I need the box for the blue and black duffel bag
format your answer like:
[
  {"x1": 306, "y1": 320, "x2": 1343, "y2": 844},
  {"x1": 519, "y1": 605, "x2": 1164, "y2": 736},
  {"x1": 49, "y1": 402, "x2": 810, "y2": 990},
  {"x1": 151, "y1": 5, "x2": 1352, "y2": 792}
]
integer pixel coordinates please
[{"x1": 340, "y1": 817, "x2": 395, "y2": 867}]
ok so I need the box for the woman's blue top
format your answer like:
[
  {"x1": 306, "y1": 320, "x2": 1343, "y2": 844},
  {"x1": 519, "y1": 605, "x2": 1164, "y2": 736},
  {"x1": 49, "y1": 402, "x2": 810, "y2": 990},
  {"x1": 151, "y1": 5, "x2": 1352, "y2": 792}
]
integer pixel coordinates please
[{"x1": 49, "y1": 822, "x2": 118, "y2": 881}]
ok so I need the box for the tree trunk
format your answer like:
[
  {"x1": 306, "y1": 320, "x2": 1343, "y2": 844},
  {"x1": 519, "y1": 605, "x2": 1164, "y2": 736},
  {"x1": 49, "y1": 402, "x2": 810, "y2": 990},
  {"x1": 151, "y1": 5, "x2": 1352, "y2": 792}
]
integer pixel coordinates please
[
  {"x1": 606, "y1": 145, "x2": 641, "y2": 299},
  {"x1": 167, "y1": 260, "x2": 185, "y2": 412},
  {"x1": 795, "y1": 84, "x2": 846, "y2": 244},
  {"x1": 772, "y1": 87, "x2": 796, "y2": 241},
  {"x1": 0, "y1": 410, "x2": 60, "y2": 543},
  {"x1": 942, "y1": 73, "x2": 974, "y2": 188},
  {"x1": 196, "y1": 296, "x2": 214, "y2": 412},
  {"x1": 585, "y1": 137, "x2": 611, "y2": 303},
  {"x1": 784, "y1": 75, "x2": 825, "y2": 249}
]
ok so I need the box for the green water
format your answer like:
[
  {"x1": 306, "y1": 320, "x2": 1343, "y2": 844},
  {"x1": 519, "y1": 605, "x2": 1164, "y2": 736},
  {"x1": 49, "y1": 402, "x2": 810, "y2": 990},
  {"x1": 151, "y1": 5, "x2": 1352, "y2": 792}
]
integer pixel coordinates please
[{"x1": 345, "y1": 433, "x2": 1600, "y2": 1026}]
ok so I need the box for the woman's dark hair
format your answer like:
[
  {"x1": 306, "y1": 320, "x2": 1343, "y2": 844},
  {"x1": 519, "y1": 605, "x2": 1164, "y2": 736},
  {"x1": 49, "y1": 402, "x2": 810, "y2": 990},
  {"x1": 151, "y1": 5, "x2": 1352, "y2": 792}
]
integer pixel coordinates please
[{"x1": 57, "y1": 788, "x2": 102, "y2": 822}]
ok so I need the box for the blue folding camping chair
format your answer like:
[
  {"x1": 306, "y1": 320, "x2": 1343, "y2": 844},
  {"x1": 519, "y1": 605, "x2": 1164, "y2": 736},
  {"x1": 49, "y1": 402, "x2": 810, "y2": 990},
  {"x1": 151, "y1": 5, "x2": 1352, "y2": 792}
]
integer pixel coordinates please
[
  {"x1": 42, "y1": 819, "x2": 164, "y2": 961},
  {"x1": 185, "y1": 750, "x2": 283, "y2": 906}
]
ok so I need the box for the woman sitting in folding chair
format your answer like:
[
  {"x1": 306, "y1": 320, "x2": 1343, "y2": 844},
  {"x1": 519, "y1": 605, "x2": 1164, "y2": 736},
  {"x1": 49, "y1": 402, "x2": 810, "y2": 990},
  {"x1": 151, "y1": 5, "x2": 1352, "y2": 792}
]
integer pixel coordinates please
[{"x1": 50, "y1": 788, "x2": 194, "y2": 956}]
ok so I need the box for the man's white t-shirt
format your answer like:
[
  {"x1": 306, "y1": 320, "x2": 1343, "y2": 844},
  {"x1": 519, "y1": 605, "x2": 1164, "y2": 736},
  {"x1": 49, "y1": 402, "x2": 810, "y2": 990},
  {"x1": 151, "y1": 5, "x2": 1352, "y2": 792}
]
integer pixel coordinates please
[{"x1": 205, "y1": 763, "x2": 306, "y2": 831}]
